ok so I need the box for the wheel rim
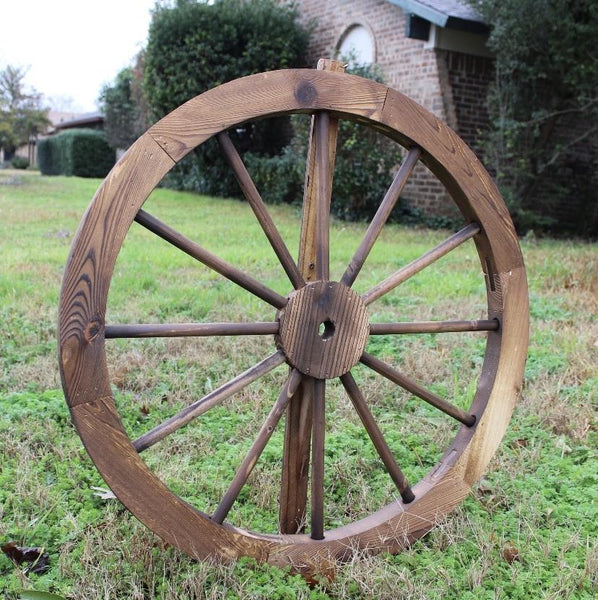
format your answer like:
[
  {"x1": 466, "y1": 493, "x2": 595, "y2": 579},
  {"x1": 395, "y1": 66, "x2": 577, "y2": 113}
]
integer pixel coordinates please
[{"x1": 59, "y1": 68, "x2": 528, "y2": 572}]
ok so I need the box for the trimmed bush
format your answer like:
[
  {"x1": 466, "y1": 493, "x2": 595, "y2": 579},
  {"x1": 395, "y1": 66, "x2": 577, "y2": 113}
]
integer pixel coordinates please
[
  {"x1": 10, "y1": 156, "x2": 29, "y2": 169},
  {"x1": 38, "y1": 129, "x2": 115, "y2": 177},
  {"x1": 37, "y1": 136, "x2": 56, "y2": 175}
]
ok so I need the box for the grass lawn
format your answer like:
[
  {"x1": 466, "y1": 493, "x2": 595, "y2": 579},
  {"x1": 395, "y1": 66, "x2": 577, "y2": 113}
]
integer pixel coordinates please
[{"x1": 0, "y1": 169, "x2": 596, "y2": 599}]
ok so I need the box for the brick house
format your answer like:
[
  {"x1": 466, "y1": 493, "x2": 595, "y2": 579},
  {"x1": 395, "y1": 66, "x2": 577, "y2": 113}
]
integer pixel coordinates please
[{"x1": 295, "y1": 0, "x2": 494, "y2": 214}]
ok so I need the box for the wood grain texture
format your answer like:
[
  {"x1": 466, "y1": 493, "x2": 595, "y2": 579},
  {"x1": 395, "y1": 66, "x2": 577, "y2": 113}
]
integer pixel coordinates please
[
  {"x1": 58, "y1": 68, "x2": 528, "y2": 573},
  {"x1": 105, "y1": 321, "x2": 279, "y2": 338},
  {"x1": 297, "y1": 86, "x2": 342, "y2": 280},
  {"x1": 310, "y1": 379, "x2": 326, "y2": 540},
  {"x1": 369, "y1": 319, "x2": 499, "y2": 334},
  {"x1": 70, "y1": 397, "x2": 272, "y2": 562},
  {"x1": 279, "y1": 376, "x2": 314, "y2": 534},
  {"x1": 148, "y1": 69, "x2": 386, "y2": 164},
  {"x1": 59, "y1": 134, "x2": 175, "y2": 408},
  {"x1": 463, "y1": 266, "x2": 528, "y2": 485},
  {"x1": 278, "y1": 281, "x2": 369, "y2": 379},
  {"x1": 279, "y1": 59, "x2": 345, "y2": 534}
]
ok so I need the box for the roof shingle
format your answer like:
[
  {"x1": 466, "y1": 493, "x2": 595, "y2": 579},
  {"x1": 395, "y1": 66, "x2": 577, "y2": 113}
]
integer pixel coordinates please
[{"x1": 388, "y1": 0, "x2": 486, "y2": 32}]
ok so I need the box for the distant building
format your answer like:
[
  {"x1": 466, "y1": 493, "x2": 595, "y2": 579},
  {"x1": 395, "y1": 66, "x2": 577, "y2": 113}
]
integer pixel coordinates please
[
  {"x1": 10, "y1": 111, "x2": 105, "y2": 166},
  {"x1": 50, "y1": 111, "x2": 105, "y2": 133}
]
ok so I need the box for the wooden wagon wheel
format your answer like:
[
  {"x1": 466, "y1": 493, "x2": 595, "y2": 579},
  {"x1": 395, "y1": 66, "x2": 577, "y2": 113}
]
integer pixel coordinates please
[{"x1": 59, "y1": 64, "x2": 528, "y2": 573}]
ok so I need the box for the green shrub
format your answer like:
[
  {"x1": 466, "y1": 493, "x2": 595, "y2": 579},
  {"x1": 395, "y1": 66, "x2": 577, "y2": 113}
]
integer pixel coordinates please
[
  {"x1": 37, "y1": 136, "x2": 56, "y2": 175},
  {"x1": 69, "y1": 130, "x2": 115, "y2": 177},
  {"x1": 332, "y1": 117, "x2": 404, "y2": 222},
  {"x1": 38, "y1": 129, "x2": 115, "y2": 177},
  {"x1": 244, "y1": 145, "x2": 304, "y2": 205},
  {"x1": 242, "y1": 63, "x2": 428, "y2": 225},
  {"x1": 144, "y1": 0, "x2": 309, "y2": 197},
  {"x1": 10, "y1": 156, "x2": 29, "y2": 169},
  {"x1": 242, "y1": 62, "x2": 463, "y2": 229},
  {"x1": 100, "y1": 65, "x2": 149, "y2": 151},
  {"x1": 473, "y1": 0, "x2": 598, "y2": 236}
]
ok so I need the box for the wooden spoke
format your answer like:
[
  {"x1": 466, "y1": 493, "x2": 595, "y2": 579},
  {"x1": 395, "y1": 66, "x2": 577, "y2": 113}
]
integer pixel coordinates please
[
  {"x1": 340, "y1": 372, "x2": 415, "y2": 504},
  {"x1": 133, "y1": 350, "x2": 286, "y2": 453},
  {"x1": 217, "y1": 132, "x2": 305, "y2": 290},
  {"x1": 279, "y1": 60, "x2": 346, "y2": 535},
  {"x1": 279, "y1": 112, "x2": 334, "y2": 533},
  {"x1": 297, "y1": 59, "x2": 344, "y2": 283},
  {"x1": 369, "y1": 319, "x2": 499, "y2": 335},
  {"x1": 212, "y1": 369, "x2": 303, "y2": 525},
  {"x1": 134, "y1": 209, "x2": 287, "y2": 309},
  {"x1": 361, "y1": 223, "x2": 481, "y2": 306},
  {"x1": 310, "y1": 378, "x2": 326, "y2": 540},
  {"x1": 315, "y1": 111, "x2": 332, "y2": 281},
  {"x1": 341, "y1": 148, "x2": 422, "y2": 287},
  {"x1": 106, "y1": 321, "x2": 279, "y2": 339},
  {"x1": 279, "y1": 376, "x2": 313, "y2": 534},
  {"x1": 360, "y1": 352, "x2": 476, "y2": 427}
]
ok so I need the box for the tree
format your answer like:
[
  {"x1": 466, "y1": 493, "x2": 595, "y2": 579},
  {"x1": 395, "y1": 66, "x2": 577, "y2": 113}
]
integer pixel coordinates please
[
  {"x1": 144, "y1": 0, "x2": 310, "y2": 197},
  {"x1": 100, "y1": 53, "x2": 150, "y2": 151},
  {"x1": 469, "y1": 0, "x2": 598, "y2": 234},
  {"x1": 0, "y1": 65, "x2": 50, "y2": 162}
]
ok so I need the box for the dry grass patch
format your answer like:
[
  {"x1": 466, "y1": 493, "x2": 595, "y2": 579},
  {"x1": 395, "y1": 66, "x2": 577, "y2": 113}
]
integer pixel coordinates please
[{"x1": 1, "y1": 173, "x2": 596, "y2": 598}]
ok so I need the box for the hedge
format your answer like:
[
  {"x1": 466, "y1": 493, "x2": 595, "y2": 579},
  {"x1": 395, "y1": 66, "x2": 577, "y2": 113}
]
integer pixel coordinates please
[{"x1": 38, "y1": 129, "x2": 115, "y2": 177}]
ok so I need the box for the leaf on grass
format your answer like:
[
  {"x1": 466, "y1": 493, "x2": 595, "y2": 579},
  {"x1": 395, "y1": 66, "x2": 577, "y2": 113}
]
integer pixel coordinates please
[
  {"x1": 20, "y1": 591, "x2": 67, "y2": 600},
  {"x1": 502, "y1": 542, "x2": 521, "y2": 564},
  {"x1": 300, "y1": 567, "x2": 336, "y2": 588},
  {"x1": 91, "y1": 486, "x2": 117, "y2": 500},
  {"x1": 1, "y1": 542, "x2": 50, "y2": 574},
  {"x1": 555, "y1": 437, "x2": 572, "y2": 455},
  {"x1": 510, "y1": 438, "x2": 529, "y2": 449},
  {"x1": 475, "y1": 480, "x2": 494, "y2": 497}
]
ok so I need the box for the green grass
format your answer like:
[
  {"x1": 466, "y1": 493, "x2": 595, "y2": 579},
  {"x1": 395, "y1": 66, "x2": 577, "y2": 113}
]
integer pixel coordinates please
[{"x1": 0, "y1": 170, "x2": 596, "y2": 599}]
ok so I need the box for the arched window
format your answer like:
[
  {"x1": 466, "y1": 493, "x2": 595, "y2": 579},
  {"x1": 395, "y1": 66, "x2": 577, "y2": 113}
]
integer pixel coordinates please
[{"x1": 337, "y1": 24, "x2": 375, "y2": 65}]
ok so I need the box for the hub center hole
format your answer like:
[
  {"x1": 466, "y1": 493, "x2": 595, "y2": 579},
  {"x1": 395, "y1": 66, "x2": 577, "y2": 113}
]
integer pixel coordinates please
[{"x1": 318, "y1": 319, "x2": 335, "y2": 340}]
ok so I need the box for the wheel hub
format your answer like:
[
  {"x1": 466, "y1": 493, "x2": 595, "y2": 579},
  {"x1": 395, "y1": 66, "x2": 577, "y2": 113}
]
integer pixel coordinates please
[{"x1": 277, "y1": 281, "x2": 369, "y2": 379}]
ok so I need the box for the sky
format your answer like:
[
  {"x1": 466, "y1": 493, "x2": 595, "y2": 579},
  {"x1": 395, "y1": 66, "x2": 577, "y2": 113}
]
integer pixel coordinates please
[{"x1": 0, "y1": 0, "x2": 157, "y2": 113}]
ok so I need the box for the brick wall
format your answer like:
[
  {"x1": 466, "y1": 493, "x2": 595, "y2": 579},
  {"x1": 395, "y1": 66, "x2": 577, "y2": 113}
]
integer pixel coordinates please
[
  {"x1": 297, "y1": 2, "x2": 446, "y2": 112},
  {"x1": 295, "y1": 0, "x2": 465, "y2": 214},
  {"x1": 438, "y1": 50, "x2": 494, "y2": 155}
]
